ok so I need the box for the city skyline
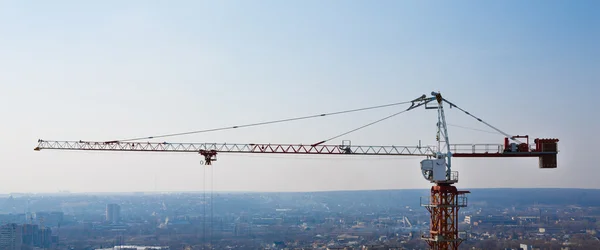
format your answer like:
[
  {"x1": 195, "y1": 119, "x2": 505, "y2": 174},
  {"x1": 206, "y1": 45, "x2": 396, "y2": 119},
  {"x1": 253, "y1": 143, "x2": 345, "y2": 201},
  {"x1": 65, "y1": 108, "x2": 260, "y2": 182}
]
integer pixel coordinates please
[{"x1": 0, "y1": 188, "x2": 599, "y2": 249}]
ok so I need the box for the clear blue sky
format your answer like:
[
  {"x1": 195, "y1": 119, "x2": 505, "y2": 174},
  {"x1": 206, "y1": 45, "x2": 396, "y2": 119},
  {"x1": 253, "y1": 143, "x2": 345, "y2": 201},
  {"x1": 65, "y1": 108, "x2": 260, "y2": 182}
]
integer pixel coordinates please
[{"x1": 0, "y1": 1, "x2": 598, "y2": 193}]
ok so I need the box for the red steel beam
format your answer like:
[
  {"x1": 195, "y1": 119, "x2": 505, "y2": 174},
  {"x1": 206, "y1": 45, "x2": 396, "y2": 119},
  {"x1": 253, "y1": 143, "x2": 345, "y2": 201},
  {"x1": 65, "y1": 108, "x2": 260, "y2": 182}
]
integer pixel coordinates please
[{"x1": 453, "y1": 152, "x2": 557, "y2": 157}]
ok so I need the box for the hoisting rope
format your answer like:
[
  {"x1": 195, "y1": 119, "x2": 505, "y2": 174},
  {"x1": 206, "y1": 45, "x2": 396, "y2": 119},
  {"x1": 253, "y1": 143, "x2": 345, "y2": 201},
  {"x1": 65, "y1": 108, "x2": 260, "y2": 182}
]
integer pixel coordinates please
[{"x1": 107, "y1": 97, "x2": 424, "y2": 143}]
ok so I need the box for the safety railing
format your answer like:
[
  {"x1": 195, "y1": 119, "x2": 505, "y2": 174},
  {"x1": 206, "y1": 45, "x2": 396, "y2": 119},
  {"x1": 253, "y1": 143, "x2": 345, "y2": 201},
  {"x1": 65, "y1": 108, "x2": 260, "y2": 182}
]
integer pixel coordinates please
[
  {"x1": 449, "y1": 144, "x2": 504, "y2": 154},
  {"x1": 449, "y1": 171, "x2": 459, "y2": 182},
  {"x1": 420, "y1": 192, "x2": 468, "y2": 207}
]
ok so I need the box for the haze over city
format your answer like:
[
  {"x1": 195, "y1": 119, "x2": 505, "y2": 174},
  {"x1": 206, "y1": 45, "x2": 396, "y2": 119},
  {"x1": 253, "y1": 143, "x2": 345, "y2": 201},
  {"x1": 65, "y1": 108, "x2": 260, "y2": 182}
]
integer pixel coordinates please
[{"x1": 1, "y1": 0, "x2": 598, "y2": 194}]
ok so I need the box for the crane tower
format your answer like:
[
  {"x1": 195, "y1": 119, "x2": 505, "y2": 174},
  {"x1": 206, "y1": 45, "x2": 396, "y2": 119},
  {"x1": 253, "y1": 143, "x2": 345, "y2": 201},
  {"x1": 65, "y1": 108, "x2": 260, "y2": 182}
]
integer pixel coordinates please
[{"x1": 34, "y1": 91, "x2": 559, "y2": 250}]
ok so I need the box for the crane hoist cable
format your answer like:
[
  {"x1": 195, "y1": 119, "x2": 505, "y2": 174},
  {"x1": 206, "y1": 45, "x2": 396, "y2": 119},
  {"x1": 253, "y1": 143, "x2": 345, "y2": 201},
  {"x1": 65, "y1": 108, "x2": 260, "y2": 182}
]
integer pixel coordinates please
[
  {"x1": 210, "y1": 164, "x2": 214, "y2": 248},
  {"x1": 106, "y1": 98, "x2": 423, "y2": 143}
]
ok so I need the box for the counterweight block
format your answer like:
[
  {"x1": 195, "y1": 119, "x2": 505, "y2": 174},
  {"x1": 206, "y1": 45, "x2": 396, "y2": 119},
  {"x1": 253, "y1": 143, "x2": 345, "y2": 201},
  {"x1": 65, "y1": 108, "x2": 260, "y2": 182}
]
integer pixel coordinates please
[{"x1": 535, "y1": 138, "x2": 559, "y2": 168}]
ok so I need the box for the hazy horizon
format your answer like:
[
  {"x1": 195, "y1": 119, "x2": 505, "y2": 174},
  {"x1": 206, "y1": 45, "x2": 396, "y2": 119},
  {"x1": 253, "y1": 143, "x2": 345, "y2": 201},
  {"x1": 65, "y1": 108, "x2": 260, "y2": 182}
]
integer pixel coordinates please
[{"x1": 1, "y1": 1, "x2": 598, "y2": 193}]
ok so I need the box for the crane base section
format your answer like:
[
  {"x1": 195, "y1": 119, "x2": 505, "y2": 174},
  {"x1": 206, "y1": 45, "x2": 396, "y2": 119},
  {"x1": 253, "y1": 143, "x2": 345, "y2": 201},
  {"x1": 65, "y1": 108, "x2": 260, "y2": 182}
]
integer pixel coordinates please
[{"x1": 421, "y1": 184, "x2": 469, "y2": 250}]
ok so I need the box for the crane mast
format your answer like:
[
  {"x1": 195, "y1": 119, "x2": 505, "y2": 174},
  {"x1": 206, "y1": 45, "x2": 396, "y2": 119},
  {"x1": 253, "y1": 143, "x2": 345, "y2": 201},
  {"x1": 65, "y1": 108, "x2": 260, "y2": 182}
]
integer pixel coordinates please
[
  {"x1": 33, "y1": 91, "x2": 559, "y2": 250},
  {"x1": 414, "y1": 92, "x2": 467, "y2": 249}
]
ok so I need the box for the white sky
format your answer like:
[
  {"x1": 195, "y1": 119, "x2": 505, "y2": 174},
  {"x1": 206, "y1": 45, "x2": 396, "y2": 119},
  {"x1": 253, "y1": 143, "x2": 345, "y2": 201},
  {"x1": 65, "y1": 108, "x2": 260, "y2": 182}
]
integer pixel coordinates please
[{"x1": 0, "y1": 1, "x2": 598, "y2": 193}]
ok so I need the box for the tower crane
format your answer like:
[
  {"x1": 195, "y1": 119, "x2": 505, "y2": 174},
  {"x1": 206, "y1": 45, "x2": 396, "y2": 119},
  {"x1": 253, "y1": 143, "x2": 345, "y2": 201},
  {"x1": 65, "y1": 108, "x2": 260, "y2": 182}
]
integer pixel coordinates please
[{"x1": 33, "y1": 91, "x2": 559, "y2": 250}]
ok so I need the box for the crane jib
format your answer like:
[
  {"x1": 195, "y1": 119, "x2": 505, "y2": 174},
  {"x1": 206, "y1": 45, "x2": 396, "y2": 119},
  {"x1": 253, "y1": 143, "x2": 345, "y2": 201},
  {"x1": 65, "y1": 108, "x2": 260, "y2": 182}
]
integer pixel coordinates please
[{"x1": 34, "y1": 140, "x2": 557, "y2": 158}]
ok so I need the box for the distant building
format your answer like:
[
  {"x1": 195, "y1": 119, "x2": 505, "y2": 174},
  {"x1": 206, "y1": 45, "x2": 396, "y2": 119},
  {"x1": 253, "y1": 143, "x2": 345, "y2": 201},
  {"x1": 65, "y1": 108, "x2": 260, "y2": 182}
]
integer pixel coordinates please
[
  {"x1": 0, "y1": 223, "x2": 23, "y2": 250},
  {"x1": 234, "y1": 223, "x2": 250, "y2": 236},
  {"x1": 21, "y1": 224, "x2": 39, "y2": 246},
  {"x1": 33, "y1": 211, "x2": 64, "y2": 227},
  {"x1": 465, "y1": 215, "x2": 517, "y2": 226},
  {"x1": 96, "y1": 246, "x2": 169, "y2": 250},
  {"x1": 520, "y1": 244, "x2": 535, "y2": 250},
  {"x1": 20, "y1": 223, "x2": 52, "y2": 248},
  {"x1": 106, "y1": 204, "x2": 121, "y2": 224},
  {"x1": 38, "y1": 228, "x2": 52, "y2": 248},
  {"x1": 464, "y1": 215, "x2": 474, "y2": 224}
]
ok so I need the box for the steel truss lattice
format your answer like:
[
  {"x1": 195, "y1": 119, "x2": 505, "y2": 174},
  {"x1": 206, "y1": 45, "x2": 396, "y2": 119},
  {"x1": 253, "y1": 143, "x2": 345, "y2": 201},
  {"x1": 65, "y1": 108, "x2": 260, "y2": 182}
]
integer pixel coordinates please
[{"x1": 421, "y1": 184, "x2": 470, "y2": 250}]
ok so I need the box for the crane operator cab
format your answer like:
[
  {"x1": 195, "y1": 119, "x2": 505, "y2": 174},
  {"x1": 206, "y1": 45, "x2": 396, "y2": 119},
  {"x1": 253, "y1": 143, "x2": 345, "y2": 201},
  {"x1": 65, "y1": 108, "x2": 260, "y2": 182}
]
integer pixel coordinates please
[{"x1": 420, "y1": 158, "x2": 448, "y2": 183}]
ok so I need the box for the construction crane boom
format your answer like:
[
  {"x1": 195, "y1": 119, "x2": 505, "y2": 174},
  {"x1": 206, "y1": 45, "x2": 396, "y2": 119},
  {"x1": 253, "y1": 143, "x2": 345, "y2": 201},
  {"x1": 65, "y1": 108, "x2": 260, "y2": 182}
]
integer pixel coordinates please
[
  {"x1": 32, "y1": 91, "x2": 560, "y2": 250},
  {"x1": 34, "y1": 138, "x2": 558, "y2": 167},
  {"x1": 34, "y1": 140, "x2": 557, "y2": 157}
]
